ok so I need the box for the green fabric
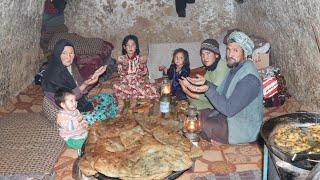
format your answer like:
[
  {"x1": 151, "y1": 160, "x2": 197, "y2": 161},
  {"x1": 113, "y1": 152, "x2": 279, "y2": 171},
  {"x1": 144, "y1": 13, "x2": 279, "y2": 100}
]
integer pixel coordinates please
[
  {"x1": 65, "y1": 138, "x2": 86, "y2": 149},
  {"x1": 82, "y1": 93, "x2": 118, "y2": 125},
  {"x1": 217, "y1": 60, "x2": 263, "y2": 144},
  {"x1": 190, "y1": 60, "x2": 229, "y2": 110}
]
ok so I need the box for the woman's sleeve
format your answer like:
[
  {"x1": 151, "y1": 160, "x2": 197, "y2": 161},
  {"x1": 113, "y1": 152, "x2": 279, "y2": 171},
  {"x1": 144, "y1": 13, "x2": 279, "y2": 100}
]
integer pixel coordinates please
[
  {"x1": 50, "y1": 78, "x2": 84, "y2": 99},
  {"x1": 68, "y1": 65, "x2": 89, "y2": 98},
  {"x1": 72, "y1": 87, "x2": 85, "y2": 99}
]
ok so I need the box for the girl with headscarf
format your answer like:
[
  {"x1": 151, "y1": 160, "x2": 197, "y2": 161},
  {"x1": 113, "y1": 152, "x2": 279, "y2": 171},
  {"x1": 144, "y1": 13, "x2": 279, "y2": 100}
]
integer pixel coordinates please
[{"x1": 42, "y1": 39, "x2": 118, "y2": 125}]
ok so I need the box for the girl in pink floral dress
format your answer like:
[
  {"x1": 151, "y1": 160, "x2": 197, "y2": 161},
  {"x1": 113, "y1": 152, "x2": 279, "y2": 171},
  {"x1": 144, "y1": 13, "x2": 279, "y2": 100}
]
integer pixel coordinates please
[{"x1": 113, "y1": 35, "x2": 158, "y2": 100}]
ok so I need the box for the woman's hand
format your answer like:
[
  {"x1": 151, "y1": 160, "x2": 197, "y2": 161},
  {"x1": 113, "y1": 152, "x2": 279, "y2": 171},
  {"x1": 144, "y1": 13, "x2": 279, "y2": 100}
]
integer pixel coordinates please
[
  {"x1": 79, "y1": 74, "x2": 99, "y2": 91},
  {"x1": 186, "y1": 74, "x2": 206, "y2": 86},
  {"x1": 84, "y1": 74, "x2": 99, "y2": 85},
  {"x1": 93, "y1": 65, "x2": 107, "y2": 77}
]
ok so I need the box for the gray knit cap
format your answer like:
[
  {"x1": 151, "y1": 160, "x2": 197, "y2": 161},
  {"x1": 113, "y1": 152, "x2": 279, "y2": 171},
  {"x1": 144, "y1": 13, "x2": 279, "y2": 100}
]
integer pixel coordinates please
[{"x1": 200, "y1": 39, "x2": 220, "y2": 55}]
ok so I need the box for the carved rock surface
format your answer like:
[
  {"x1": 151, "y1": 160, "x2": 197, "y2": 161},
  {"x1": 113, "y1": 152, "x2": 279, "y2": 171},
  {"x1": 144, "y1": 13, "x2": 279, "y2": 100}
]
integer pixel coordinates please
[
  {"x1": 236, "y1": 1, "x2": 320, "y2": 109},
  {"x1": 64, "y1": 0, "x2": 236, "y2": 56},
  {"x1": 0, "y1": 1, "x2": 44, "y2": 105}
]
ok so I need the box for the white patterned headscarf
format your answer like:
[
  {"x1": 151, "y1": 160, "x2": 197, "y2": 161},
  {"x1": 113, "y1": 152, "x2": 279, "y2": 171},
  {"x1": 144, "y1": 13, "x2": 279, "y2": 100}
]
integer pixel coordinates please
[{"x1": 227, "y1": 31, "x2": 254, "y2": 57}]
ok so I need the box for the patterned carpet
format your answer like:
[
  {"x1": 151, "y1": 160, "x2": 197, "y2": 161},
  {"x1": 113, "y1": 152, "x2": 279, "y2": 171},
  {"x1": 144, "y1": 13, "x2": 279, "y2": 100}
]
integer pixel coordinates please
[{"x1": 0, "y1": 75, "x2": 312, "y2": 180}]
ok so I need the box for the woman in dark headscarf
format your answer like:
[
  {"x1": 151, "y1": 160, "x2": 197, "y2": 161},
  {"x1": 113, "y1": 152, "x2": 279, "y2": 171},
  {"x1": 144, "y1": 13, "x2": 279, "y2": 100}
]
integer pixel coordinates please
[{"x1": 42, "y1": 39, "x2": 118, "y2": 125}]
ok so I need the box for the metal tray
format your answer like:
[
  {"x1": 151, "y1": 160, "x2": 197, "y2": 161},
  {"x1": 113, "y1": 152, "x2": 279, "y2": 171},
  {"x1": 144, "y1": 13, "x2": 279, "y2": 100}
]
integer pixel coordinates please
[{"x1": 72, "y1": 157, "x2": 188, "y2": 180}]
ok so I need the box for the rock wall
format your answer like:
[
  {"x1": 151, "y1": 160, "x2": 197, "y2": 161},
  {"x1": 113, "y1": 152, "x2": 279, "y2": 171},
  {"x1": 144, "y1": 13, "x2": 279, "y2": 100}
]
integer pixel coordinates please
[
  {"x1": 4, "y1": 0, "x2": 318, "y2": 109},
  {"x1": 0, "y1": 1, "x2": 44, "y2": 105},
  {"x1": 64, "y1": 0, "x2": 236, "y2": 56},
  {"x1": 236, "y1": 1, "x2": 320, "y2": 109}
]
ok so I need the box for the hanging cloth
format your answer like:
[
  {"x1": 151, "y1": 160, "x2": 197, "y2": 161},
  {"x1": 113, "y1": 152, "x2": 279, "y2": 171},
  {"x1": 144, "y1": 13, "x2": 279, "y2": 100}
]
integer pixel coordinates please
[{"x1": 175, "y1": 0, "x2": 195, "y2": 17}]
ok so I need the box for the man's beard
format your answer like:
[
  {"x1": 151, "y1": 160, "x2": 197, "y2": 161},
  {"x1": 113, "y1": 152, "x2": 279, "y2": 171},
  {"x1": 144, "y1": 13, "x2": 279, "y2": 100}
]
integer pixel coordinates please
[{"x1": 227, "y1": 57, "x2": 240, "y2": 68}]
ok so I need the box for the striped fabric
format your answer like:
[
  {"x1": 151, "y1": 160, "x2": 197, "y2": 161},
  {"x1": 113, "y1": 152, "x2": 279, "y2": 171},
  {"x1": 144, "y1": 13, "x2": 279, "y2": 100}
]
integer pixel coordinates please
[{"x1": 263, "y1": 77, "x2": 278, "y2": 99}]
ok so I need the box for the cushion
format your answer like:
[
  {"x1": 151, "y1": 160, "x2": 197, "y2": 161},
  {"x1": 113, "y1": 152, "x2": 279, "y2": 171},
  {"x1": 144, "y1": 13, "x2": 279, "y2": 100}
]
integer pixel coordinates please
[
  {"x1": 74, "y1": 54, "x2": 104, "y2": 80},
  {"x1": 0, "y1": 113, "x2": 64, "y2": 179},
  {"x1": 48, "y1": 33, "x2": 113, "y2": 57},
  {"x1": 42, "y1": 96, "x2": 60, "y2": 126}
]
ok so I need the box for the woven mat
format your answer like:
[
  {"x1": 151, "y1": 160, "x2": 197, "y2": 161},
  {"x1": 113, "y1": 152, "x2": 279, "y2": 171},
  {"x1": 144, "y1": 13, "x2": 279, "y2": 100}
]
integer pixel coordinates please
[{"x1": 0, "y1": 113, "x2": 64, "y2": 179}]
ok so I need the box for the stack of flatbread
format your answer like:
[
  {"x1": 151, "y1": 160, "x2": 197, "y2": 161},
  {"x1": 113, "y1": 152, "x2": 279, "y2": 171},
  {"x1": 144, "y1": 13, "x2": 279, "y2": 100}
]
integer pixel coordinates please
[{"x1": 79, "y1": 115, "x2": 203, "y2": 179}]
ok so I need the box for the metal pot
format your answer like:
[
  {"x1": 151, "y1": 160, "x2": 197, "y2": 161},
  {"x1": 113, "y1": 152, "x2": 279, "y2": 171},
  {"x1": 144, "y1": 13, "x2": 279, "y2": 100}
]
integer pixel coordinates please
[{"x1": 260, "y1": 112, "x2": 320, "y2": 170}]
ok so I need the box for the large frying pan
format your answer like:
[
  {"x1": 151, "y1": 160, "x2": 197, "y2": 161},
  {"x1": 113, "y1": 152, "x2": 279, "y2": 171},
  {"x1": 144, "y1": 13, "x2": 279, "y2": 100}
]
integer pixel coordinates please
[{"x1": 260, "y1": 112, "x2": 320, "y2": 170}]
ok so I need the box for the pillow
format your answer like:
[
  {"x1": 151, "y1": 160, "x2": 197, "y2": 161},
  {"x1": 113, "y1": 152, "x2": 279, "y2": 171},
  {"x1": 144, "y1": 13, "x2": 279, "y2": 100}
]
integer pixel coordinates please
[
  {"x1": 48, "y1": 33, "x2": 114, "y2": 56},
  {"x1": 147, "y1": 42, "x2": 202, "y2": 82},
  {"x1": 74, "y1": 54, "x2": 104, "y2": 80}
]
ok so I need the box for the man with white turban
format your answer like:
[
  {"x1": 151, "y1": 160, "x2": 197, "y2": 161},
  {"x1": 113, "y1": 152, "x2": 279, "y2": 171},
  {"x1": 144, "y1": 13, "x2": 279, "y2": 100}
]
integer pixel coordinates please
[{"x1": 179, "y1": 31, "x2": 263, "y2": 144}]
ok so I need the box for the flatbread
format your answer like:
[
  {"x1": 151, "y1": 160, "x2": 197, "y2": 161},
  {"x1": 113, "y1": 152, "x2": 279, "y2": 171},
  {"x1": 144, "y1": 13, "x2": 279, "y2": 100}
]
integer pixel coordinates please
[
  {"x1": 160, "y1": 120, "x2": 183, "y2": 131},
  {"x1": 97, "y1": 117, "x2": 138, "y2": 138},
  {"x1": 187, "y1": 145, "x2": 203, "y2": 159},
  {"x1": 135, "y1": 114, "x2": 161, "y2": 133},
  {"x1": 106, "y1": 137, "x2": 125, "y2": 152},
  {"x1": 122, "y1": 172, "x2": 171, "y2": 180},
  {"x1": 125, "y1": 144, "x2": 192, "y2": 177},
  {"x1": 80, "y1": 114, "x2": 197, "y2": 179},
  {"x1": 86, "y1": 128, "x2": 99, "y2": 144},
  {"x1": 132, "y1": 100, "x2": 153, "y2": 114},
  {"x1": 94, "y1": 152, "x2": 127, "y2": 177},
  {"x1": 94, "y1": 137, "x2": 125, "y2": 153},
  {"x1": 94, "y1": 148, "x2": 137, "y2": 178},
  {"x1": 120, "y1": 126, "x2": 144, "y2": 149},
  {"x1": 141, "y1": 133, "x2": 162, "y2": 146},
  {"x1": 79, "y1": 157, "x2": 97, "y2": 176},
  {"x1": 152, "y1": 126, "x2": 192, "y2": 152}
]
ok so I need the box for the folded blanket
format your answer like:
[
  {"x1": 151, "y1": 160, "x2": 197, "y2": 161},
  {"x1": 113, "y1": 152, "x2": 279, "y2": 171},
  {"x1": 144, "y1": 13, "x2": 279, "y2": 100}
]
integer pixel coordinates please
[{"x1": 48, "y1": 33, "x2": 113, "y2": 56}]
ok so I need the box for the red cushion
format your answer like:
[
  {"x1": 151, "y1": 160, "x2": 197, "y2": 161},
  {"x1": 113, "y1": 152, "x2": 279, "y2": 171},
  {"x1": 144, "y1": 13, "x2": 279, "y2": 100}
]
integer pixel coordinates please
[{"x1": 74, "y1": 55, "x2": 104, "y2": 80}]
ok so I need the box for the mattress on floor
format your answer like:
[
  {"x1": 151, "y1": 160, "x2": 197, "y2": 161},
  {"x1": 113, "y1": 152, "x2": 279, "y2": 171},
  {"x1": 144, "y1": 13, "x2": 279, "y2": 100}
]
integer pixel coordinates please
[{"x1": 0, "y1": 113, "x2": 64, "y2": 179}]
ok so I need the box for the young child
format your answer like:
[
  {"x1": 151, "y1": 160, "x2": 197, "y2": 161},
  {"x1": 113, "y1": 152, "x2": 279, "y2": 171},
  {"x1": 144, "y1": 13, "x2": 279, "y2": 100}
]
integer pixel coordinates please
[
  {"x1": 159, "y1": 48, "x2": 190, "y2": 100},
  {"x1": 55, "y1": 88, "x2": 88, "y2": 150},
  {"x1": 113, "y1": 34, "x2": 158, "y2": 101}
]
